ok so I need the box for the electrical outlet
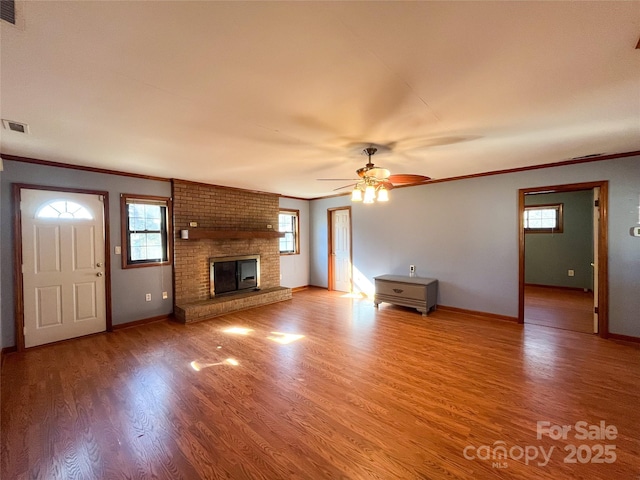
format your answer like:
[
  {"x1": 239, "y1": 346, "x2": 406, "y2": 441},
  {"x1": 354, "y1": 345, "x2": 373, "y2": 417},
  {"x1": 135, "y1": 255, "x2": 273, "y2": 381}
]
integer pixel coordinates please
[
  {"x1": 162, "y1": 291, "x2": 168, "y2": 300},
  {"x1": 189, "y1": 221, "x2": 198, "y2": 227},
  {"x1": 568, "y1": 270, "x2": 575, "y2": 277},
  {"x1": 145, "y1": 293, "x2": 152, "y2": 302},
  {"x1": 410, "y1": 265, "x2": 415, "y2": 273},
  {"x1": 267, "y1": 224, "x2": 273, "y2": 229}
]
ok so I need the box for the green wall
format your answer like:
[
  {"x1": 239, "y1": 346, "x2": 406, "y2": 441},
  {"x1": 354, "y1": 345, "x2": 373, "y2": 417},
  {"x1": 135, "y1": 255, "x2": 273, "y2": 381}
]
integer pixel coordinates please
[{"x1": 524, "y1": 190, "x2": 593, "y2": 289}]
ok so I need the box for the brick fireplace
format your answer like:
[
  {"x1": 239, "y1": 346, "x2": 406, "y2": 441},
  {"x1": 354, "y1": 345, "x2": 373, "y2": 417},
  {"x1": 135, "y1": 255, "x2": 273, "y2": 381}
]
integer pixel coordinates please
[{"x1": 172, "y1": 180, "x2": 291, "y2": 323}]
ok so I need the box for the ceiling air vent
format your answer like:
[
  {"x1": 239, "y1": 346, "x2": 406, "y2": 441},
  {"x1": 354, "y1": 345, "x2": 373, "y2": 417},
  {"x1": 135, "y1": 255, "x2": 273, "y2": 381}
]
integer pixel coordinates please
[
  {"x1": 2, "y1": 119, "x2": 30, "y2": 134},
  {"x1": 1, "y1": 0, "x2": 16, "y2": 25}
]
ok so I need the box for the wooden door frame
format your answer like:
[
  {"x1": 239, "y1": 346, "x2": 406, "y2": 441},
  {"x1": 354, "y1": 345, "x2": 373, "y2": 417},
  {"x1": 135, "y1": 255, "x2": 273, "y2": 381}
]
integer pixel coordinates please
[
  {"x1": 327, "y1": 206, "x2": 352, "y2": 292},
  {"x1": 518, "y1": 181, "x2": 608, "y2": 337},
  {"x1": 12, "y1": 183, "x2": 113, "y2": 351}
]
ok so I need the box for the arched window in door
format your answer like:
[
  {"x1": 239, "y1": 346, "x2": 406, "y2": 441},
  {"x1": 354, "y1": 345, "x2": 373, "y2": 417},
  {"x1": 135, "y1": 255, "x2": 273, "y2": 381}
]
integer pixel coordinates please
[{"x1": 36, "y1": 200, "x2": 93, "y2": 220}]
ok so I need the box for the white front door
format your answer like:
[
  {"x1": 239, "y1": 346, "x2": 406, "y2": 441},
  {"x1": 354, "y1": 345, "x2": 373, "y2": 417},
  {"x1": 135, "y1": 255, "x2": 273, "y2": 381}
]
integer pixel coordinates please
[
  {"x1": 331, "y1": 208, "x2": 351, "y2": 293},
  {"x1": 21, "y1": 189, "x2": 107, "y2": 348}
]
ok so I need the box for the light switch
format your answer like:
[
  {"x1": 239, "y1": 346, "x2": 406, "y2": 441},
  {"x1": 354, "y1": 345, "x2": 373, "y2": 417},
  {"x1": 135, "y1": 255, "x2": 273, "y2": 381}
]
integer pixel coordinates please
[{"x1": 115, "y1": 246, "x2": 121, "y2": 255}]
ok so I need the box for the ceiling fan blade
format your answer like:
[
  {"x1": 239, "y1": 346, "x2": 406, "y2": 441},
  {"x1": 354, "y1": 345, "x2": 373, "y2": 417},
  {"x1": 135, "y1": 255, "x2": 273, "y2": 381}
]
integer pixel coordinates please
[
  {"x1": 387, "y1": 174, "x2": 431, "y2": 185},
  {"x1": 317, "y1": 178, "x2": 359, "y2": 181},
  {"x1": 333, "y1": 183, "x2": 357, "y2": 191}
]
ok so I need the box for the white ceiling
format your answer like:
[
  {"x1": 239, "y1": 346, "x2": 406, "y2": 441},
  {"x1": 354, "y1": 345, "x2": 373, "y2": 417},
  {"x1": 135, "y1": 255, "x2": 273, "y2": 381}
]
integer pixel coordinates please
[{"x1": 1, "y1": 1, "x2": 639, "y2": 198}]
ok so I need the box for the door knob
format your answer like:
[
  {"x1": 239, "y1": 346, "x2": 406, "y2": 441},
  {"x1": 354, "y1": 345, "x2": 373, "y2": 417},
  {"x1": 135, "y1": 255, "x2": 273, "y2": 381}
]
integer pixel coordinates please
[{"x1": 97, "y1": 272, "x2": 103, "y2": 277}]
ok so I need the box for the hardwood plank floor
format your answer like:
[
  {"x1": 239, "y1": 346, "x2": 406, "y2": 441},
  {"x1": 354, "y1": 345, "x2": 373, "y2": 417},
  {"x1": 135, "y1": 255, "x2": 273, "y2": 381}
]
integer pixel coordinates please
[
  {"x1": 524, "y1": 285, "x2": 594, "y2": 333},
  {"x1": 2, "y1": 288, "x2": 640, "y2": 479}
]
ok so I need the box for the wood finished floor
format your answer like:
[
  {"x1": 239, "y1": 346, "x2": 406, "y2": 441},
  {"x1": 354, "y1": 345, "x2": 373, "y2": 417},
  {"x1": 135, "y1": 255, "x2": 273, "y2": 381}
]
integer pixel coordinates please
[
  {"x1": 2, "y1": 288, "x2": 640, "y2": 479},
  {"x1": 524, "y1": 285, "x2": 594, "y2": 334}
]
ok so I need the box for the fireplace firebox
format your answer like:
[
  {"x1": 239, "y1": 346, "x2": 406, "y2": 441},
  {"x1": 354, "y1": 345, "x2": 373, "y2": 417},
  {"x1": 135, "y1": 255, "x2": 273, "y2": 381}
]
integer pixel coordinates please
[{"x1": 210, "y1": 255, "x2": 260, "y2": 297}]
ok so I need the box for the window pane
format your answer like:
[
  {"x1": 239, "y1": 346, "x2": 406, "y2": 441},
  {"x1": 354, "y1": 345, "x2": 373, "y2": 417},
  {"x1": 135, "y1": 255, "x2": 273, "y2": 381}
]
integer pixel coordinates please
[
  {"x1": 146, "y1": 233, "x2": 162, "y2": 246},
  {"x1": 145, "y1": 205, "x2": 162, "y2": 219},
  {"x1": 280, "y1": 232, "x2": 294, "y2": 252},
  {"x1": 279, "y1": 214, "x2": 293, "y2": 233},
  {"x1": 145, "y1": 217, "x2": 162, "y2": 231},
  {"x1": 528, "y1": 210, "x2": 541, "y2": 220},
  {"x1": 36, "y1": 200, "x2": 92, "y2": 219},
  {"x1": 540, "y1": 217, "x2": 556, "y2": 228},
  {"x1": 147, "y1": 246, "x2": 163, "y2": 260},
  {"x1": 528, "y1": 218, "x2": 542, "y2": 228},
  {"x1": 130, "y1": 233, "x2": 147, "y2": 247},
  {"x1": 130, "y1": 217, "x2": 147, "y2": 231},
  {"x1": 131, "y1": 246, "x2": 147, "y2": 261},
  {"x1": 129, "y1": 204, "x2": 146, "y2": 217},
  {"x1": 525, "y1": 205, "x2": 560, "y2": 231}
]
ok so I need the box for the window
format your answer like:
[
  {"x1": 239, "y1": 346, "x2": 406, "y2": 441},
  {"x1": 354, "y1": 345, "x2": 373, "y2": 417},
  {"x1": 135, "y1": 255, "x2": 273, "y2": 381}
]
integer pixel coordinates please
[
  {"x1": 36, "y1": 200, "x2": 93, "y2": 219},
  {"x1": 524, "y1": 204, "x2": 563, "y2": 233},
  {"x1": 121, "y1": 194, "x2": 172, "y2": 268},
  {"x1": 278, "y1": 209, "x2": 299, "y2": 254}
]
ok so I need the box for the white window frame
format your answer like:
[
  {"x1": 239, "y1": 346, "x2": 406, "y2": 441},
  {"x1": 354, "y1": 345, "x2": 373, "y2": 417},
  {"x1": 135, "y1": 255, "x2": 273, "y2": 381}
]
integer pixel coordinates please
[
  {"x1": 524, "y1": 203, "x2": 563, "y2": 233},
  {"x1": 121, "y1": 194, "x2": 172, "y2": 268},
  {"x1": 278, "y1": 209, "x2": 300, "y2": 255}
]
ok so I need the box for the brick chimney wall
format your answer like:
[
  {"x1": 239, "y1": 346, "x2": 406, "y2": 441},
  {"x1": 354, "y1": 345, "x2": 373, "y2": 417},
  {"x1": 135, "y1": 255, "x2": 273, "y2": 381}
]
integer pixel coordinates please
[{"x1": 172, "y1": 180, "x2": 280, "y2": 305}]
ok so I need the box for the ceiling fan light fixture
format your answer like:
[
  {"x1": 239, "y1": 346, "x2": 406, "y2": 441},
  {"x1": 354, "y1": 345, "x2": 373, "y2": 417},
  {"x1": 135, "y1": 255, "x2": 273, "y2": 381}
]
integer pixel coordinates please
[
  {"x1": 377, "y1": 186, "x2": 389, "y2": 202},
  {"x1": 363, "y1": 184, "x2": 376, "y2": 204},
  {"x1": 351, "y1": 187, "x2": 363, "y2": 201}
]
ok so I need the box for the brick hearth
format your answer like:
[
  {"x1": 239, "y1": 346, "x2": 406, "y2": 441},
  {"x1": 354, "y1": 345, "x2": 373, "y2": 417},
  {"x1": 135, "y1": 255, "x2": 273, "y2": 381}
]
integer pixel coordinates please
[{"x1": 173, "y1": 286, "x2": 292, "y2": 323}]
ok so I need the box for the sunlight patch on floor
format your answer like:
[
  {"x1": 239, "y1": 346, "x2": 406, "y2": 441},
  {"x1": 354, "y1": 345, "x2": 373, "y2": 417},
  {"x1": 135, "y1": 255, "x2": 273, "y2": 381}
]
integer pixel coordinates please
[
  {"x1": 222, "y1": 327, "x2": 253, "y2": 335},
  {"x1": 340, "y1": 292, "x2": 367, "y2": 299},
  {"x1": 221, "y1": 326, "x2": 304, "y2": 345},
  {"x1": 267, "y1": 332, "x2": 305, "y2": 344},
  {"x1": 190, "y1": 358, "x2": 239, "y2": 371}
]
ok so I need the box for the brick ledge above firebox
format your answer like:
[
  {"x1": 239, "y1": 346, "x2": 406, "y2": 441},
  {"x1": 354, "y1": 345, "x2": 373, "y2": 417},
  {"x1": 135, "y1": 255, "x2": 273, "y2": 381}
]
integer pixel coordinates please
[{"x1": 173, "y1": 287, "x2": 292, "y2": 324}]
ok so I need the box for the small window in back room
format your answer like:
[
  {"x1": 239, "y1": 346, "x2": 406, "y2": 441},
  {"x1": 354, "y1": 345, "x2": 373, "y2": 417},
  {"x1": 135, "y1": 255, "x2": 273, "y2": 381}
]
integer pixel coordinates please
[
  {"x1": 121, "y1": 194, "x2": 172, "y2": 268},
  {"x1": 279, "y1": 209, "x2": 299, "y2": 254},
  {"x1": 524, "y1": 204, "x2": 563, "y2": 233}
]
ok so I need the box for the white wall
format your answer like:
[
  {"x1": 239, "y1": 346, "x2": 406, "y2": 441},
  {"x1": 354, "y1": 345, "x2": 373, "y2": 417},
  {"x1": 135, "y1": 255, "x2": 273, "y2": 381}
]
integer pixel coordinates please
[
  {"x1": 309, "y1": 156, "x2": 640, "y2": 337},
  {"x1": 279, "y1": 197, "x2": 310, "y2": 288}
]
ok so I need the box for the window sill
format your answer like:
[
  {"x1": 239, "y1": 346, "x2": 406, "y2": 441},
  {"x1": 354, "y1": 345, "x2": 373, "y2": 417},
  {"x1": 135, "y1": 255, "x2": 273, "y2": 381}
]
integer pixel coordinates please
[{"x1": 122, "y1": 260, "x2": 171, "y2": 269}]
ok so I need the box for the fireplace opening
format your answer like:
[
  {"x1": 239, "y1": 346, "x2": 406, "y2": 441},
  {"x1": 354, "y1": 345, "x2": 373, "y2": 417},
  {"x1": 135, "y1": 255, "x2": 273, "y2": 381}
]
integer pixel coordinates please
[{"x1": 210, "y1": 255, "x2": 260, "y2": 297}]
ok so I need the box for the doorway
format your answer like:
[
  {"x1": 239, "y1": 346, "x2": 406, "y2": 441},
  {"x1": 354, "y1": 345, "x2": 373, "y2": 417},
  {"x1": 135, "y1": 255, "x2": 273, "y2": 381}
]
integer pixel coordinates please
[
  {"x1": 328, "y1": 207, "x2": 352, "y2": 292},
  {"x1": 518, "y1": 181, "x2": 608, "y2": 337},
  {"x1": 14, "y1": 184, "x2": 111, "y2": 350}
]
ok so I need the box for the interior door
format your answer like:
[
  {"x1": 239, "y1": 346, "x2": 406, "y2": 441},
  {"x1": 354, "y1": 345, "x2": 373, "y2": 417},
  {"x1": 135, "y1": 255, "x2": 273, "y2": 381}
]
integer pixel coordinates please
[
  {"x1": 20, "y1": 189, "x2": 107, "y2": 348},
  {"x1": 331, "y1": 208, "x2": 351, "y2": 292}
]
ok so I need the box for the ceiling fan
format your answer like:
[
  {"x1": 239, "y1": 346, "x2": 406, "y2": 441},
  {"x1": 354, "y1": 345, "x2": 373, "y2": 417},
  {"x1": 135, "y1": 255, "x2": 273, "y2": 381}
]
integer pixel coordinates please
[{"x1": 318, "y1": 146, "x2": 431, "y2": 203}]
